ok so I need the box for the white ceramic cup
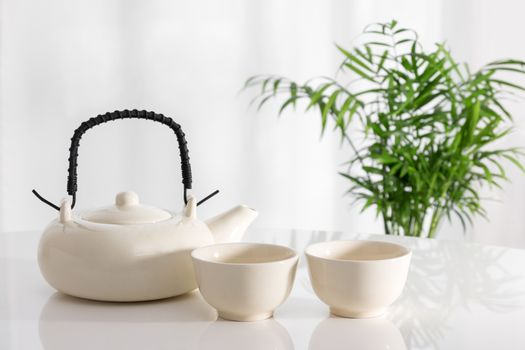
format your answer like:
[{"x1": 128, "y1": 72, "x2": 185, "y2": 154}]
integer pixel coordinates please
[
  {"x1": 305, "y1": 240, "x2": 411, "y2": 318},
  {"x1": 191, "y1": 243, "x2": 298, "y2": 322}
]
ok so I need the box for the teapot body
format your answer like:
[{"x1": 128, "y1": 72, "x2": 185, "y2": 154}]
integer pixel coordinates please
[
  {"x1": 38, "y1": 214, "x2": 215, "y2": 302},
  {"x1": 33, "y1": 110, "x2": 257, "y2": 302}
]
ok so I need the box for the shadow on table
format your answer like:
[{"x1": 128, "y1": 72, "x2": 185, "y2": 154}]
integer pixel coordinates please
[
  {"x1": 389, "y1": 238, "x2": 523, "y2": 349},
  {"x1": 250, "y1": 229, "x2": 523, "y2": 350}
]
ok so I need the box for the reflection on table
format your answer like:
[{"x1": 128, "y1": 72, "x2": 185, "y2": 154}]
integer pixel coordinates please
[
  {"x1": 39, "y1": 291, "x2": 293, "y2": 350},
  {"x1": 2, "y1": 230, "x2": 525, "y2": 350},
  {"x1": 309, "y1": 316, "x2": 406, "y2": 350}
]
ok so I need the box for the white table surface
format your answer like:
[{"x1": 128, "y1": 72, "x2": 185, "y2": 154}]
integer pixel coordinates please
[{"x1": 1, "y1": 229, "x2": 525, "y2": 349}]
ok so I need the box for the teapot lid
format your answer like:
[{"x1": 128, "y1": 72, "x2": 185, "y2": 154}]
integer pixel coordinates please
[{"x1": 80, "y1": 191, "x2": 172, "y2": 225}]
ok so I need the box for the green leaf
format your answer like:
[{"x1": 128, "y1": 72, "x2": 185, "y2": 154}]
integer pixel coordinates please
[
  {"x1": 290, "y1": 82, "x2": 298, "y2": 98},
  {"x1": 306, "y1": 82, "x2": 333, "y2": 110},
  {"x1": 337, "y1": 96, "x2": 354, "y2": 129},
  {"x1": 343, "y1": 63, "x2": 375, "y2": 81},
  {"x1": 272, "y1": 79, "x2": 281, "y2": 95},
  {"x1": 256, "y1": 94, "x2": 275, "y2": 111},
  {"x1": 503, "y1": 154, "x2": 525, "y2": 172},
  {"x1": 377, "y1": 50, "x2": 389, "y2": 73},
  {"x1": 346, "y1": 100, "x2": 360, "y2": 125},
  {"x1": 244, "y1": 75, "x2": 260, "y2": 88},
  {"x1": 465, "y1": 100, "x2": 481, "y2": 146},
  {"x1": 363, "y1": 166, "x2": 384, "y2": 174},
  {"x1": 278, "y1": 96, "x2": 297, "y2": 115},
  {"x1": 376, "y1": 154, "x2": 398, "y2": 164},
  {"x1": 487, "y1": 59, "x2": 525, "y2": 67},
  {"x1": 388, "y1": 162, "x2": 403, "y2": 175},
  {"x1": 395, "y1": 38, "x2": 414, "y2": 45},
  {"x1": 261, "y1": 77, "x2": 272, "y2": 93},
  {"x1": 367, "y1": 41, "x2": 392, "y2": 48},
  {"x1": 486, "y1": 67, "x2": 525, "y2": 74},
  {"x1": 321, "y1": 90, "x2": 340, "y2": 133},
  {"x1": 490, "y1": 79, "x2": 525, "y2": 91},
  {"x1": 393, "y1": 27, "x2": 411, "y2": 35},
  {"x1": 476, "y1": 162, "x2": 494, "y2": 184},
  {"x1": 436, "y1": 42, "x2": 464, "y2": 82}
]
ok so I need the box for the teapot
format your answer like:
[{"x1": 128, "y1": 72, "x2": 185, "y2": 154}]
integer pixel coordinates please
[{"x1": 33, "y1": 110, "x2": 258, "y2": 302}]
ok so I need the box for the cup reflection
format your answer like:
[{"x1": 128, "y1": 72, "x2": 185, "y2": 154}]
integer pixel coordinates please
[
  {"x1": 309, "y1": 316, "x2": 406, "y2": 350},
  {"x1": 39, "y1": 291, "x2": 217, "y2": 350},
  {"x1": 198, "y1": 318, "x2": 294, "y2": 350}
]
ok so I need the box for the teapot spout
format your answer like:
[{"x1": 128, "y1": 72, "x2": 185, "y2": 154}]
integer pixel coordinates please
[{"x1": 205, "y1": 205, "x2": 258, "y2": 243}]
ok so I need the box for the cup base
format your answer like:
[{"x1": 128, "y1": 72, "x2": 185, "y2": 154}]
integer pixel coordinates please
[
  {"x1": 330, "y1": 307, "x2": 386, "y2": 319},
  {"x1": 218, "y1": 310, "x2": 273, "y2": 322}
]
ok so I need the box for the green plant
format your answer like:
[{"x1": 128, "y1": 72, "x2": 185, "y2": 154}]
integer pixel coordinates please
[{"x1": 244, "y1": 20, "x2": 525, "y2": 238}]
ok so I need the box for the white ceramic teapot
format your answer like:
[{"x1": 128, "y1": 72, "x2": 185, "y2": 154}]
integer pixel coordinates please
[{"x1": 33, "y1": 110, "x2": 258, "y2": 302}]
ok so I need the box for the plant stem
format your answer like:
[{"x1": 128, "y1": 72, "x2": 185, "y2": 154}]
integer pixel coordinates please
[
  {"x1": 428, "y1": 208, "x2": 442, "y2": 238},
  {"x1": 382, "y1": 214, "x2": 391, "y2": 234}
]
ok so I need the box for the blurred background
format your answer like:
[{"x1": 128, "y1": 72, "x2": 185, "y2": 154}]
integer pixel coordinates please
[{"x1": 1, "y1": 0, "x2": 524, "y2": 247}]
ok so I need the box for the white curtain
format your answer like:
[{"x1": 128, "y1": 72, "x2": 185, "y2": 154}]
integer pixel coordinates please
[{"x1": 1, "y1": 0, "x2": 524, "y2": 247}]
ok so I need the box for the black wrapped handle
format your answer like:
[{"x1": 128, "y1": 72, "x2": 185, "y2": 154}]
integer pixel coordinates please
[{"x1": 33, "y1": 109, "x2": 218, "y2": 210}]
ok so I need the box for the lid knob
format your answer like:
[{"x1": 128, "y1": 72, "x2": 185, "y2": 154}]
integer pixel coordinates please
[
  {"x1": 81, "y1": 190, "x2": 171, "y2": 225},
  {"x1": 116, "y1": 191, "x2": 139, "y2": 207}
]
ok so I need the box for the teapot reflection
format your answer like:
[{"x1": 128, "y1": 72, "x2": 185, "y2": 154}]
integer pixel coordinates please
[
  {"x1": 39, "y1": 291, "x2": 217, "y2": 350},
  {"x1": 197, "y1": 319, "x2": 294, "y2": 350},
  {"x1": 309, "y1": 317, "x2": 406, "y2": 350}
]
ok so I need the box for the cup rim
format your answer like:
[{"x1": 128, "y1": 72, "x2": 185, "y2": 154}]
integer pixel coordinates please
[
  {"x1": 305, "y1": 240, "x2": 411, "y2": 263},
  {"x1": 191, "y1": 242, "x2": 298, "y2": 266}
]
